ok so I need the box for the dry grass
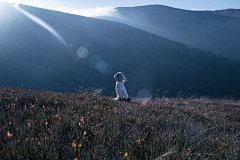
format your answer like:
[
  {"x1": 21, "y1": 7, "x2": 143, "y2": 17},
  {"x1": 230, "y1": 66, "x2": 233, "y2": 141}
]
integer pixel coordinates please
[{"x1": 0, "y1": 86, "x2": 239, "y2": 159}]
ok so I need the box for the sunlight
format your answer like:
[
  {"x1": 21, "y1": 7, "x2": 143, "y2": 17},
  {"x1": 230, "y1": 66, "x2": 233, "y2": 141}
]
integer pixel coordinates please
[
  {"x1": 0, "y1": 3, "x2": 16, "y2": 26},
  {"x1": 56, "y1": 6, "x2": 117, "y2": 17},
  {"x1": 14, "y1": 3, "x2": 18, "y2": 8},
  {"x1": 9, "y1": 3, "x2": 69, "y2": 48}
]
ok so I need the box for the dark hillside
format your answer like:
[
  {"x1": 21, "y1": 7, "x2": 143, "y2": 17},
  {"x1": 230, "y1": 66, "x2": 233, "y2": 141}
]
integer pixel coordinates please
[
  {"x1": 98, "y1": 5, "x2": 240, "y2": 60},
  {"x1": 206, "y1": 9, "x2": 240, "y2": 18},
  {"x1": 1, "y1": 3, "x2": 240, "y2": 98}
]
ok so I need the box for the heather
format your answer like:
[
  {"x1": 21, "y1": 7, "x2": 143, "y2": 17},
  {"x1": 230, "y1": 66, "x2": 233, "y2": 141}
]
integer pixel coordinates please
[{"x1": 0, "y1": 86, "x2": 239, "y2": 159}]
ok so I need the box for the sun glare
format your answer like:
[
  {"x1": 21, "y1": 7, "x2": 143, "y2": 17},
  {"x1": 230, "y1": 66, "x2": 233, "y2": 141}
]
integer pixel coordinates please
[
  {"x1": 10, "y1": 4, "x2": 69, "y2": 49},
  {"x1": 56, "y1": 6, "x2": 117, "y2": 17},
  {"x1": 14, "y1": 3, "x2": 18, "y2": 8}
]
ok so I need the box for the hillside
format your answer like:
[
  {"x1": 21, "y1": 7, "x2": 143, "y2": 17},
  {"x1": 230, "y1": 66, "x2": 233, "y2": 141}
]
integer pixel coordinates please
[
  {"x1": 0, "y1": 87, "x2": 239, "y2": 159},
  {"x1": 1, "y1": 3, "x2": 240, "y2": 98},
  {"x1": 97, "y1": 5, "x2": 240, "y2": 60},
  {"x1": 206, "y1": 9, "x2": 240, "y2": 18}
]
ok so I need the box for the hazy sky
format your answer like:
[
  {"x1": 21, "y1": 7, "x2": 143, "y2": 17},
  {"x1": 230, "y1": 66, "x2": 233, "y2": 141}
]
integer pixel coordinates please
[{"x1": 1, "y1": 0, "x2": 240, "y2": 17}]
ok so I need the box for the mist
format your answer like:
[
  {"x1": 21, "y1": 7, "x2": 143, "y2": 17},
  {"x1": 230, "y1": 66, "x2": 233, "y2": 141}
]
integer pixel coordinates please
[
  {"x1": 96, "y1": 5, "x2": 240, "y2": 61},
  {"x1": 55, "y1": 6, "x2": 117, "y2": 17}
]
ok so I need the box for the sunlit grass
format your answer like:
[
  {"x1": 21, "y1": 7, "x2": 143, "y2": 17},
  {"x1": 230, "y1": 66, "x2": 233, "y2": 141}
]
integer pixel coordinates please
[{"x1": 0, "y1": 86, "x2": 239, "y2": 159}]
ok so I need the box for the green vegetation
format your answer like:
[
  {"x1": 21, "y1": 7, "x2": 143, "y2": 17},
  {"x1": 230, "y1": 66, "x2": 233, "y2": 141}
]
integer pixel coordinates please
[{"x1": 0, "y1": 86, "x2": 239, "y2": 159}]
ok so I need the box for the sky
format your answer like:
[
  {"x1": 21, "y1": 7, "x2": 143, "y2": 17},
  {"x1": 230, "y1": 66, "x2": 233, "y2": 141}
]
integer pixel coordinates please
[{"x1": 0, "y1": 0, "x2": 240, "y2": 17}]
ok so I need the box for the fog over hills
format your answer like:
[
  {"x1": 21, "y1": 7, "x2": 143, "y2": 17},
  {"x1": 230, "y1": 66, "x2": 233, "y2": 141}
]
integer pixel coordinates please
[
  {"x1": 97, "y1": 5, "x2": 240, "y2": 61},
  {"x1": 206, "y1": 9, "x2": 240, "y2": 18},
  {"x1": 1, "y1": 2, "x2": 240, "y2": 98}
]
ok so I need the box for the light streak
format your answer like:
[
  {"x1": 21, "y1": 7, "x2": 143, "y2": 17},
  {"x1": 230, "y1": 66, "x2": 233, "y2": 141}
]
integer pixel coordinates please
[{"x1": 11, "y1": 3, "x2": 69, "y2": 49}]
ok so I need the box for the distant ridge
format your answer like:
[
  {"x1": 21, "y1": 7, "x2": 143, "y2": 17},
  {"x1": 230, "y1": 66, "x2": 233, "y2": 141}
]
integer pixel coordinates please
[
  {"x1": 206, "y1": 9, "x2": 240, "y2": 18},
  {"x1": 97, "y1": 5, "x2": 240, "y2": 61}
]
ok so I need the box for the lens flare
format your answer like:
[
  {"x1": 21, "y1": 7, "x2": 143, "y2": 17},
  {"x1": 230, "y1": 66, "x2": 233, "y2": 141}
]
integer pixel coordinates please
[
  {"x1": 69, "y1": 43, "x2": 74, "y2": 47},
  {"x1": 10, "y1": 4, "x2": 69, "y2": 49},
  {"x1": 96, "y1": 60, "x2": 107, "y2": 72},
  {"x1": 88, "y1": 54, "x2": 103, "y2": 69},
  {"x1": 137, "y1": 89, "x2": 152, "y2": 99},
  {"x1": 77, "y1": 47, "x2": 89, "y2": 58},
  {"x1": 73, "y1": 42, "x2": 89, "y2": 63},
  {"x1": 100, "y1": 63, "x2": 111, "y2": 74},
  {"x1": 88, "y1": 54, "x2": 112, "y2": 75},
  {"x1": 137, "y1": 89, "x2": 152, "y2": 103}
]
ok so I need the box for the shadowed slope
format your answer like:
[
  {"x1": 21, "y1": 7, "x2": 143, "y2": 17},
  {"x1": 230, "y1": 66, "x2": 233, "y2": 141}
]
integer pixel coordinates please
[
  {"x1": 1, "y1": 3, "x2": 240, "y2": 98},
  {"x1": 206, "y1": 9, "x2": 240, "y2": 18},
  {"x1": 98, "y1": 5, "x2": 240, "y2": 60}
]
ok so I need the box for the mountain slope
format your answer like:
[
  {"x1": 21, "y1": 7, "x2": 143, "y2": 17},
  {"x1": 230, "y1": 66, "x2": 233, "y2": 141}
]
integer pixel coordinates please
[
  {"x1": 1, "y1": 3, "x2": 240, "y2": 98},
  {"x1": 97, "y1": 5, "x2": 240, "y2": 60},
  {"x1": 206, "y1": 9, "x2": 240, "y2": 18}
]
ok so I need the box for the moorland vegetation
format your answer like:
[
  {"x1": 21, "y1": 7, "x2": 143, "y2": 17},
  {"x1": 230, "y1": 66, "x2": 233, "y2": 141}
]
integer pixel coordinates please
[{"x1": 0, "y1": 86, "x2": 239, "y2": 159}]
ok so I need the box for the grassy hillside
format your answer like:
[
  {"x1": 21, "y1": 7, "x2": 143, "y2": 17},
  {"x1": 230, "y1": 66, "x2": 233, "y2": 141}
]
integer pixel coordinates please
[{"x1": 0, "y1": 86, "x2": 239, "y2": 159}]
